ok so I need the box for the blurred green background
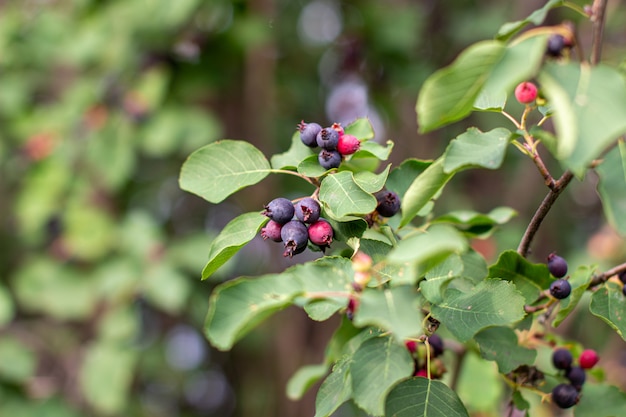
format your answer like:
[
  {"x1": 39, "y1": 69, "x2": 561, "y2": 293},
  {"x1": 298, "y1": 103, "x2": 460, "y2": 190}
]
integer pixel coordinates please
[{"x1": 1, "y1": 0, "x2": 625, "y2": 416}]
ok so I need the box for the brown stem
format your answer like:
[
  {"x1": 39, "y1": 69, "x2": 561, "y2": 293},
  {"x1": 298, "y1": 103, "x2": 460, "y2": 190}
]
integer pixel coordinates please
[
  {"x1": 589, "y1": 262, "x2": 626, "y2": 287},
  {"x1": 590, "y1": 0, "x2": 608, "y2": 65}
]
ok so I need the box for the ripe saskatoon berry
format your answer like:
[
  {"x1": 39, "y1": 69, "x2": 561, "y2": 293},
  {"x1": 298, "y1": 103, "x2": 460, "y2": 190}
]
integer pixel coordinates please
[
  {"x1": 375, "y1": 190, "x2": 401, "y2": 217},
  {"x1": 547, "y1": 252, "x2": 568, "y2": 277},
  {"x1": 623, "y1": 284, "x2": 626, "y2": 297},
  {"x1": 316, "y1": 127, "x2": 340, "y2": 150},
  {"x1": 546, "y1": 34, "x2": 566, "y2": 57},
  {"x1": 514, "y1": 81, "x2": 538, "y2": 104},
  {"x1": 260, "y1": 220, "x2": 282, "y2": 242},
  {"x1": 552, "y1": 383, "x2": 579, "y2": 409},
  {"x1": 294, "y1": 197, "x2": 321, "y2": 224},
  {"x1": 565, "y1": 366, "x2": 586, "y2": 391},
  {"x1": 308, "y1": 219, "x2": 334, "y2": 247},
  {"x1": 262, "y1": 197, "x2": 294, "y2": 225},
  {"x1": 318, "y1": 149, "x2": 342, "y2": 170},
  {"x1": 427, "y1": 334, "x2": 444, "y2": 358},
  {"x1": 579, "y1": 349, "x2": 599, "y2": 369},
  {"x1": 337, "y1": 134, "x2": 360, "y2": 155},
  {"x1": 618, "y1": 270, "x2": 626, "y2": 284},
  {"x1": 550, "y1": 278, "x2": 572, "y2": 299},
  {"x1": 298, "y1": 121, "x2": 322, "y2": 148},
  {"x1": 280, "y1": 220, "x2": 308, "y2": 258},
  {"x1": 552, "y1": 348, "x2": 573, "y2": 370}
]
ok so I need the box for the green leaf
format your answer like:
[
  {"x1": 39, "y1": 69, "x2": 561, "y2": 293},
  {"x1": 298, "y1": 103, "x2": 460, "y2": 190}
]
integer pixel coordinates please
[
  {"x1": 315, "y1": 355, "x2": 353, "y2": 417},
  {"x1": 344, "y1": 118, "x2": 375, "y2": 141},
  {"x1": 496, "y1": 0, "x2": 562, "y2": 40},
  {"x1": 431, "y1": 279, "x2": 526, "y2": 342},
  {"x1": 298, "y1": 257, "x2": 354, "y2": 321},
  {"x1": 386, "y1": 159, "x2": 432, "y2": 199},
  {"x1": 432, "y1": 206, "x2": 517, "y2": 238},
  {"x1": 353, "y1": 286, "x2": 423, "y2": 342},
  {"x1": 421, "y1": 254, "x2": 464, "y2": 304},
  {"x1": 271, "y1": 131, "x2": 314, "y2": 169},
  {"x1": 590, "y1": 281, "x2": 626, "y2": 341},
  {"x1": 539, "y1": 63, "x2": 626, "y2": 177},
  {"x1": 417, "y1": 40, "x2": 505, "y2": 133},
  {"x1": 298, "y1": 154, "x2": 329, "y2": 178},
  {"x1": 0, "y1": 337, "x2": 36, "y2": 383},
  {"x1": 488, "y1": 250, "x2": 552, "y2": 304},
  {"x1": 575, "y1": 383, "x2": 626, "y2": 417},
  {"x1": 456, "y1": 351, "x2": 503, "y2": 413},
  {"x1": 350, "y1": 336, "x2": 414, "y2": 416},
  {"x1": 287, "y1": 364, "x2": 329, "y2": 400},
  {"x1": 597, "y1": 146, "x2": 626, "y2": 235},
  {"x1": 319, "y1": 171, "x2": 378, "y2": 219},
  {"x1": 442, "y1": 127, "x2": 510, "y2": 173},
  {"x1": 385, "y1": 378, "x2": 470, "y2": 417},
  {"x1": 473, "y1": 89, "x2": 507, "y2": 112},
  {"x1": 553, "y1": 265, "x2": 593, "y2": 326},
  {"x1": 179, "y1": 140, "x2": 271, "y2": 203},
  {"x1": 0, "y1": 284, "x2": 15, "y2": 327},
  {"x1": 474, "y1": 326, "x2": 536, "y2": 373},
  {"x1": 459, "y1": 250, "x2": 489, "y2": 283},
  {"x1": 353, "y1": 164, "x2": 391, "y2": 193},
  {"x1": 202, "y1": 212, "x2": 268, "y2": 279},
  {"x1": 142, "y1": 263, "x2": 191, "y2": 314},
  {"x1": 400, "y1": 158, "x2": 454, "y2": 227},
  {"x1": 352, "y1": 140, "x2": 394, "y2": 161}
]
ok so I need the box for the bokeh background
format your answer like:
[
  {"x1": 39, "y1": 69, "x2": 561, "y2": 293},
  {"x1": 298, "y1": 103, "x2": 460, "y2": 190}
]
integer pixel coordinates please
[{"x1": 1, "y1": 0, "x2": 625, "y2": 416}]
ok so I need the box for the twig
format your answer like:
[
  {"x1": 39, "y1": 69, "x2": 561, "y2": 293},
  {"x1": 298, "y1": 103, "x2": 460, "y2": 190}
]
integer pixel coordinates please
[
  {"x1": 590, "y1": 0, "x2": 608, "y2": 65},
  {"x1": 589, "y1": 262, "x2": 626, "y2": 287}
]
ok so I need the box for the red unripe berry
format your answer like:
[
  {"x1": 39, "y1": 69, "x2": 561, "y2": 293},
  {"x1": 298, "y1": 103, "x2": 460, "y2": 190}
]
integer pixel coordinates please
[
  {"x1": 579, "y1": 349, "x2": 599, "y2": 369},
  {"x1": 405, "y1": 340, "x2": 417, "y2": 353},
  {"x1": 308, "y1": 219, "x2": 334, "y2": 247},
  {"x1": 515, "y1": 82, "x2": 538, "y2": 104},
  {"x1": 414, "y1": 368, "x2": 428, "y2": 378},
  {"x1": 337, "y1": 134, "x2": 360, "y2": 155},
  {"x1": 331, "y1": 122, "x2": 344, "y2": 136}
]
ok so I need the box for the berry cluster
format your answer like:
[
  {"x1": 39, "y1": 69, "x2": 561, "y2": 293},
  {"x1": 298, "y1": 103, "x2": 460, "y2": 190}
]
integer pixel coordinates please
[
  {"x1": 551, "y1": 348, "x2": 599, "y2": 408},
  {"x1": 405, "y1": 334, "x2": 446, "y2": 379},
  {"x1": 298, "y1": 121, "x2": 361, "y2": 170},
  {"x1": 547, "y1": 252, "x2": 572, "y2": 299},
  {"x1": 261, "y1": 197, "x2": 334, "y2": 257}
]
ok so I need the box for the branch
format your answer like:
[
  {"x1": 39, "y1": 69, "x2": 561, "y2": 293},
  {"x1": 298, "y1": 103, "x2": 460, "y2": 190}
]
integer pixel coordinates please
[
  {"x1": 590, "y1": 0, "x2": 608, "y2": 65},
  {"x1": 589, "y1": 262, "x2": 626, "y2": 287}
]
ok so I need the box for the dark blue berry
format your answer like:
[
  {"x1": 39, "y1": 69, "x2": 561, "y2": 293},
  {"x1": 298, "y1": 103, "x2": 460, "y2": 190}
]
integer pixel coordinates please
[
  {"x1": 375, "y1": 190, "x2": 401, "y2": 217},
  {"x1": 318, "y1": 149, "x2": 342, "y2": 170},
  {"x1": 552, "y1": 348, "x2": 573, "y2": 370},
  {"x1": 427, "y1": 334, "x2": 444, "y2": 358},
  {"x1": 551, "y1": 383, "x2": 579, "y2": 409},
  {"x1": 280, "y1": 220, "x2": 308, "y2": 258},
  {"x1": 294, "y1": 197, "x2": 321, "y2": 224},
  {"x1": 565, "y1": 366, "x2": 586, "y2": 391},
  {"x1": 618, "y1": 270, "x2": 626, "y2": 284},
  {"x1": 550, "y1": 279, "x2": 571, "y2": 299},
  {"x1": 623, "y1": 284, "x2": 626, "y2": 297},
  {"x1": 547, "y1": 253, "x2": 568, "y2": 278},
  {"x1": 298, "y1": 121, "x2": 322, "y2": 148},
  {"x1": 261, "y1": 220, "x2": 283, "y2": 242},
  {"x1": 546, "y1": 34, "x2": 565, "y2": 57},
  {"x1": 316, "y1": 127, "x2": 339, "y2": 150},
  {"x1": 262, "y1": 197, "x2": 294, "y2": 225}
]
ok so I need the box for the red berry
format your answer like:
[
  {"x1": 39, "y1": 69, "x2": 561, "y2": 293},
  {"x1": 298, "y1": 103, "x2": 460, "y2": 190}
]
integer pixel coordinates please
[
  {"x1": 405, "y1": 340, "x2": 417, "y2": 353},
  {"x1": 515, "y1": 81, "x2": 538, "y2": 104},
  {"x1": 414, "y1": 368, "x2": 428, "y2": 378},
  {"x1": 337, "y1": 134, "x2": 360, "y2": 155},
  {"x1": 308, "y1": 219, "x2": 334, "y2": 247},
  {"x1": 579, "y1": 349, "x2": 599, "y2": 369}
]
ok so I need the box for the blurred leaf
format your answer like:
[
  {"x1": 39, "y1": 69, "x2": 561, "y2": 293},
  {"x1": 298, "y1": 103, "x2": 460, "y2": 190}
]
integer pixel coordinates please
[
  {"x1": 271, "y1": 131, "x2": 314, "y2": 169},
  {"x1": 496, "y1": 0, "x2": 562, "y2": 40},
  {"x1": 287, "y1": 364, "x2": 329, "y2": 400},
  {"x1": 298, "y1": 257, "x2": 354, "y2": 321},
  {"x1": 473, "y1": 89, "x2": 507, "y2": 112},
  {"x1": 97, "y1": 305, "x2": 139, "y2": 342},
  {"x1": 456, "y1": 351, "x2": 503, "y2": 413},
  {"x1": 442, "y1": 127, "x2": 510, "y2": 173},
  {"x1": 432, "y1": 206, "x2": 517, "y2": 238},
  {"x1": 63, "y1": 203, "x2": 117, "y2": 261},
  {"x1": 385, "y1": 378, "x2": 470, "y2": 417},
  {"x1": 590, "y1": 281, "x2": 626, "y2": 341},
  {"x1": 344, "y1": 118, "x2": 375, "y2": 141},
  {"x1": 0, "y1": 337, "x2": 36, "y2": 383},
  {"x1": 386, "y1": 159, "x2": 432, "y2": 199},
  {"x1": 315, "y1": 355, "x2": 353, "y2": 417},
  {"x1": 553, "y1": 265, "x2": 593, "y2": 326},
  {"x1": 142, "y1": 263, "x2": 191, "y2": 314},
  {"x1": 474, "y1": 326, "x2": 536, "y2": 373},
  {"x1": 488, "y1": 250, "x2": 552, "y2": 304},
  {"x1": 354, "y1": 140, "x2": 394, "y2": 161},
  {"x1": 596, "y1": 146, "x2": 626, "y2": 235},
  {"x1": 575, "y1": 383, "x2": 626, "y2": 417},
  {"x1": 179, "y1": 140, "x2": 271, "y2": 203},
  {"x1": 0, "y1": 284, "x2": 15, "y2": 327},
  {"x1": 319, "y1": 171, "x2": 378, "y2": 219}
]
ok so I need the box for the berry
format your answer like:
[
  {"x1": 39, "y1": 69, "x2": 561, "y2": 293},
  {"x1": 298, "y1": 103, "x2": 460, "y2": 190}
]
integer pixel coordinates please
[
  {"x1": 318, "y1": 149, "x2": 342, "y2": 170},
  {"x1": 262, "y1": 197, "x2": 294, "y2": 225},
  {"x1": 260, "y1": 220, "x2": 282, "y2": 242},
  {"x1": 280, "y1": 220, "x2": 309, "y2": 258},
  {"x1": 546, "y1": 34, "x2": 565, "y2": 57},
  {"x1": 346, "y1": 296, "x2": 358, "y2": 320},
  {"x1": 514, "y1": 81, "x2": 538, "y2": 104},
  {"x1": 551, "y1": 383, "x2": 579, "y2": 409},
  {"x1": 552, "y1": 348, "x2": 573, "y2": 370},
  {"x1": 579, "y1": 349, "x2": 599, "y2": 369},
  {"x1": 337, "y1": 134, "x2": 360, "y2": 155},
  {"x1": 331, "y1": 122, "x2": 344, "y2": 136},
  {"x1": 550, "y1": 279, "x2": 571, "y2": 299},
  {"x1": 316, "y1": 127, "x2": 339, "y2": 150},
  {"x1": 565, "y1": 366, "x2": 586, "y2": 391},
  {"x1": 414, "y1": 368, "x2": 428, "y2": 378},
  {"x1": 298, "y1": 121, "x2": 322, "y2": 148},
  {"x1": 375, "y1": 190, "x2": 401, "y2": 217},
  {"x1": 427, "y1": 334, "x2": 444, "y2": 358},
  {"x1": 623, "y1": 284, "x2": 626, "y2": 297},
  {"x1": 308, "y1": 219, "x2": 334, "y2": 247},
  {"x1": 405, "y1": 340, "x2": 417, "y2": 354},
  {"x1": 294, "y1": 197, "x2": 321, "y2": 224},
  {"x1": 618, "y1": 270, "x2": 626, "y2": 284},
  {"x1": 547, "y1": 252, "x2": 568, "y2": 277}
]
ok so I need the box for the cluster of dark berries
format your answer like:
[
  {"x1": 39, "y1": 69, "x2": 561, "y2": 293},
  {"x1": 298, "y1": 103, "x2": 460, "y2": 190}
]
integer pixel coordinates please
[
  {"x1": 261, "y1": 197, "x2": 334, "y2": 257},
  {"x1": 617, "y1": 270, "x2": 626, "y2": 296},
  {"x1": 547, "y1": 253, "x2": 572, "y2": 299},
  {"x1": 551, "y1": 347, "x2": 599, "y2": 408},
  {"x1": 298, "y1": 121, "x2": 361, "y2": 170},
  {"x1": 405, "y1": 334, "x2": 446, "y2": 379}
]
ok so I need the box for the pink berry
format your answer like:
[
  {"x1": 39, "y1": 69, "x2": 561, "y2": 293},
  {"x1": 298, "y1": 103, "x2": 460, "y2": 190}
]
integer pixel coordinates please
[
  {"x1": 414, "y1": 368, "x2": 428, "y2": 378},
  {"x1": 331, "y1": 122, "x2": 344, "y2": 136},
  {"x1": 579, "y1": 349, "x2": 599, "y2": 369},
  {"x1": 337, "y1": 134, "x2": 360, "y2": 155},
  {"x1": 308, "y1": 219, "x2": 334, "y2": 247},
  {"x1": 405, "y1": 340, "x2": 417, "y2": 353},
  {"x1": 514, "y1": 81, "x2": 538, "y2": 104}
]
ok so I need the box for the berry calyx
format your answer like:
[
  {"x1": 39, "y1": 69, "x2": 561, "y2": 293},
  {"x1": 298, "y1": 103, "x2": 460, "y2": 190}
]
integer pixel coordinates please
[
  {"x1": 337, "y1": 134, "x2": 360, "y2": 155},
  {"x1": 565, "y1": 366, "x2": 586, "y2": 391},
  {"x1": 298, "y1": 121, "x2": 322, "y2": 148},
  {"x1": 552, "y1": 348, "x2": 573, "y2": 370},
  {"x1": 262, "y1": 197, "x2": 295, "y2": 225},
  {"x1": 375, "y1": 190, "x2": 401, "y2": 217},
  {"x1": 280, "y1": 220, "x2": 309, "y2": 258},
  {"x1": 260, "y1": 220, "x2": 283, "y2": 242},
  {"x1": 308, "y1": 219, "x2": 334, "y2": 247},
  {"x1": 294, "y1": 197, "x2": 321, "y2": 224},
  {"x1": 579, "y1": 349, "x2": 599, "y2": 369},
  {"x1": 318, "y1": 149, "x2": 342, "y2": 170},
  {"x1": 514, "y1": 81, "x2": 538, "y2": 104},
  {"x1": 550, "y1": 279, "x2": 572, "y2": 299},
  {"x1": 547, "y1": 252, "x2": 568, "y2": 277},
  {"x1": 551, "y1": 383, "x2": 580, "y2": 409},
  {"x1": 316, "y1": 127, "x2": 340, "y2": 150},
  {"x1": 331, "y1": 122, "x2": 344, "y2": 136}
]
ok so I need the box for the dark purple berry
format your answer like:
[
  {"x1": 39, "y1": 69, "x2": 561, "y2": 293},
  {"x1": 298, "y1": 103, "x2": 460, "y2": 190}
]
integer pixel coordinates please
[
  {"x1": 308, "y1": 219, "x2": 333, "y2": 247},
  {"x1": 427, "y1": 334, "x2": 444, "y2": 358},
  {"x1": 550, "y1": 279, "x2": 571, "y2": 299},
  {"x1": 618, "y1": 270, "x2": 626, "y2": 284},
  {"x1": 316, "y1": 127, "x2": 339, "y2": 150},
  {"x1": 375, "y1": 190, "x2": 401, "y2": 217},
  {"x1": 260, "y1": 220, "x2": 282, "y2": 242},
  {"x1": 552, "y1": 348, "x2": 573, "y2": 371},
  {"x1": 565, "y1": 366, "x2": 586, "y2": 391},
  {"x1": 546, "y1": 34, "x2": 565, "y2": 57},
  {"x1": 551, "y1": 383, "x2": 579, "y2": 409},
  {"x1": 318, "y1": 149, "x2": 342, "y2": 170},
  {"x1": 623, "y1": 284, "x2": 626, "y2": 297},
  {"x1": 547, "y1": 253, "x2": 568, "y2": 277},
  {"x1": 262, "y1": 197, "x2": 294, "y2": 225},
  {"x1": 298, "y1": 121, "x2": 322, "y2": 148},
  {"x1": 294, "y1": 197, "x2": 321, "y2": 224},
  {"x1": 280, "y1": 220, "x2": 308, "y2": 258}
]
